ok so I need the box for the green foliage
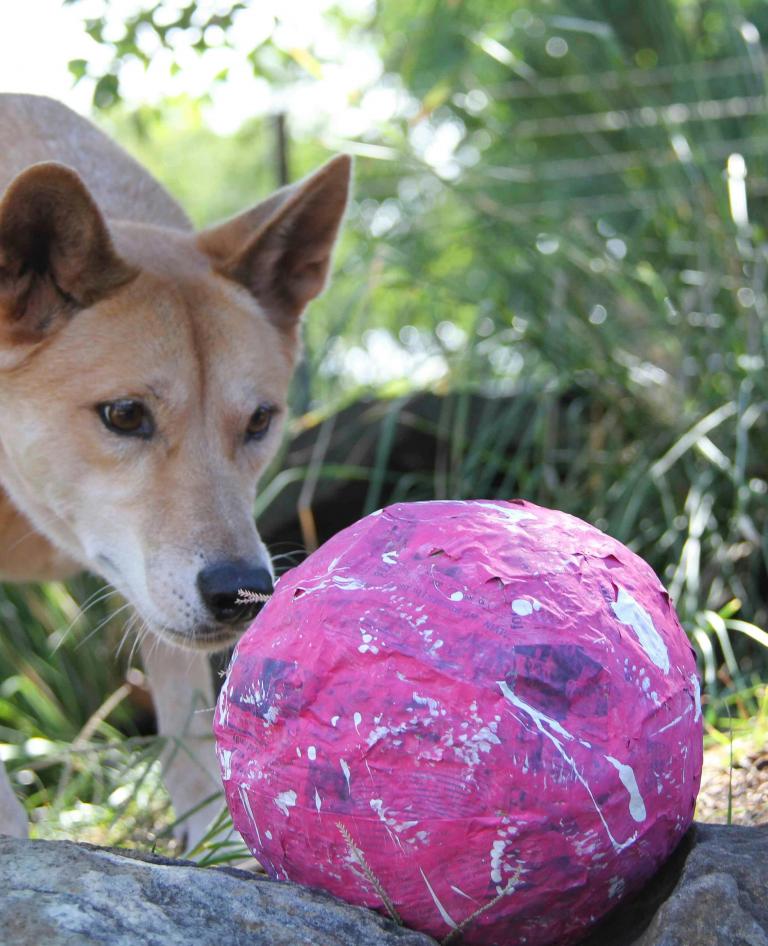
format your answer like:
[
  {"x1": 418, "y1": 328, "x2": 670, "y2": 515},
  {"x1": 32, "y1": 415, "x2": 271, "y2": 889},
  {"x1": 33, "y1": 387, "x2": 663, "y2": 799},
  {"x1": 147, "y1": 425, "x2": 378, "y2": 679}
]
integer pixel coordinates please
[
  {"x1": 0, "y1": 577, "x2": 131, "y2": 743},
  {"x1": 100, "y1": 103, "x2": 280, "y2": 226},
  {"x1": 64, "y1": 0, "x2": 310, "y2": 110}
]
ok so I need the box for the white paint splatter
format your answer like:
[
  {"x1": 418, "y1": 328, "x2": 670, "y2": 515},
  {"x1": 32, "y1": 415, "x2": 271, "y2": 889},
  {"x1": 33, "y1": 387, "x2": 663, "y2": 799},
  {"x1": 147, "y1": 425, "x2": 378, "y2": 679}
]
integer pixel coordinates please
[
  {"x1": 217, "y1": 687, "x2": 230, "y2": 727},
  {"x1": 450, "y1": 591, "x2": 464, "y2": 602},
  {"x1": 238, "y1": 785, "x2": 260, "y2": 842},
  {"x1": 497, "y1": 680, "x2": 638, "y2": 852},
  {"x1": 611, "y1": 587, "x2": 670, "y2": 673},
  {"x1": 574, "y1": 828, "x2": 600, "y2": 857},
  {"x1": 265, "y1": 830, "x2": 273, "y2": 840},
  {"x1": 498, "y1": 681, "x2": 574, "y2": 740},
  {"x1": 691, "y1": 674, "x2": 702, "y2": 721},
  {"x1": 652, "y1": 705, "x2": 692, "y2": 735},
  {"x1": 369, "y1": 798, "x2": 418, "y2": 842},
  {"x1": 480, "y1": 503, "x2": 537, "y2": 526},
  {"x1": 412, "y1": 692, "x2": 440, "y2": 717},
  {"x1": 331, "y1": 715, "x2": 340, "y2": 727},
  {"x1": 314, "y1": 788, "x2": 322, "y2": 813},
  {"x1": 357, "y1": 630, "x2": 379, "y2": 654},
  {"x1": 291, "y1": 571, "x2": 366, "y2": 598},
  {"x1": 608, "y1": 875, "x2": 625, "y2": 899},
  {"x1": 274, "y1": 790, "x2": 297, "y2": 816},
  {"x1": 450, "y1": 885, "x2": 477, "y2": 903},
  {"x1": 490, "y1": 839, "x2": 507, "y2": 884},
  {"x1": 333, "y1": 575, "x2": 366, "y2": 591},
  {"x1": 218, "y1": 748, "x2": 232, "y2": 780},
  {"x1": 512, "y1": 599, "x2": 533, "y2": 616},
  {"x1": 382, "y1": 550, "x2": 398, "y2": 564},
  {"x1": 625, "y1": 659, "x2": 661, "y2": 706},
  {"x1": 353, "y1": 712, "x2": 362, "y2": 732},
  {"x1": 263, "y1": 705, "x2": 279, "y2": 725},
  {"x1": 605, "y1": 756, "x2": 647, "y2": 822},
  {"x1": 453, "y1": 719, "x2": 502, "y2": 772},
  {"x1": 340, "y1": 759, "x2": 351, "y2": 794},
  {"x1": 419, "y1": 868, "x2": 457, "y2": 929},
  {"x1": 367, "y1": 722, "x2": 408, "y2": 747},
  {"x1": 307, "y1": 746, "x2": 317, "y2": 761}
]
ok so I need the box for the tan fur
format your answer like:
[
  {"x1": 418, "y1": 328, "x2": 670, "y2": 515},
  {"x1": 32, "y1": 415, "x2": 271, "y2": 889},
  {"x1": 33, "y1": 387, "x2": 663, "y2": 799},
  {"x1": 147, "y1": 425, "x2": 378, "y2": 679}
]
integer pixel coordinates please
[{"x1": 0, "y1": 94, "x2": 350, "y2": 842}]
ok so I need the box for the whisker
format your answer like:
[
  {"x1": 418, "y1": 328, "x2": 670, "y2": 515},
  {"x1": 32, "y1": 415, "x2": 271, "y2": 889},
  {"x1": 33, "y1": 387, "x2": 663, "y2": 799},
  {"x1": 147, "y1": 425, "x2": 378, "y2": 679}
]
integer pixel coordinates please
[
  {"x1": 52, "y1": 586, "x2": 123, "y2": 654},
  {"x1": 78, "y1": 584, "x2": 116, "y2": 612},
  {"x1": 144, "y1": 625, "x2": 162, "y2": 664},
  {"x1": 125, "y1": 621, "x2": 141, "y2": 666},
  {"x1": 119, "y1": 614, "x2": 142, "y2": 663},
  {"x1": 75, "y1": 602, "x2": 133, "y2": 651},
  {"x1": 270, "y1": 551, "x2": 306, "y2": 565},
  {"x1": 129, "y1": 619, "x2": 153, "y2": 668}
]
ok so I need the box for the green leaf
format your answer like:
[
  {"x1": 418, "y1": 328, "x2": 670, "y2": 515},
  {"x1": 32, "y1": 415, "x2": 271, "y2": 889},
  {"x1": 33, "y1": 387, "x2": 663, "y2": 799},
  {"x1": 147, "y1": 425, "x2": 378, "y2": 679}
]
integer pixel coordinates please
[
  {"x1": 67, "y1": 58, "x2": 88, "y2": 82},
  {"x1": 93, "y1": 73, "x2": 120, "y2": 110}
]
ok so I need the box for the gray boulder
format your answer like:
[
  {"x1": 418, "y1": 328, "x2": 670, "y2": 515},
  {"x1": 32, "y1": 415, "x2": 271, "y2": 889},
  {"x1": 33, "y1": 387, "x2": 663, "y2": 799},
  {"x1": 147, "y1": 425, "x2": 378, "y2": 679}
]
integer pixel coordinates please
[
  {"x1": 1, "y1": 823, "x2": 765, "y2": 945},
  {"x1": 0, "y1": 837, "x2": 437, "y2": 946},
  {"x1": 578, "y1": 822, "x2": 768, "y2": 946}
]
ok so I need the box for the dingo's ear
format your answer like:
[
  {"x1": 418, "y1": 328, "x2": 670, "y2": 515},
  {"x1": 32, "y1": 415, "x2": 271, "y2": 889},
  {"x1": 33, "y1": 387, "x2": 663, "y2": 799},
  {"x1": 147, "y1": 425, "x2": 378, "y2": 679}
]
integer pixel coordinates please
[
  {"x1": 0, "y1": 162, "x2": 136, "y2": 345},
  {"x1": 198, "y1": 155, "x2": 351, "y2": 334}
]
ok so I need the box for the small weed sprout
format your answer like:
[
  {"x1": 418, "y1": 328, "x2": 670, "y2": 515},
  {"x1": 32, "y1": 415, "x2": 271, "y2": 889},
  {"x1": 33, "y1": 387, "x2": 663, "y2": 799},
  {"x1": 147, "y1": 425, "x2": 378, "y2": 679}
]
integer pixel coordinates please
[
  {"x1": 442, "y1": 867, "x2": 523, "y2": 946},
  {"x1": 336, "y1": 822, "x2": 402, "y2": 924},
  {"x1": 236, "y1": 589, "x2": 272, "y2": 605},
  {"x1": 335, "y1": 820, "x2": 524, "y2": 944}
]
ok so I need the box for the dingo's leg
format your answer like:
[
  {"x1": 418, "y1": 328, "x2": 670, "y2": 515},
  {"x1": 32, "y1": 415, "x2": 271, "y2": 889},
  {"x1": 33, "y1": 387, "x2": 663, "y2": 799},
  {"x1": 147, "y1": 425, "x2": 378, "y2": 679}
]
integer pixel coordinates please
[{"x1": 140, "y1": 637, "x2": 223, "y2": 849}]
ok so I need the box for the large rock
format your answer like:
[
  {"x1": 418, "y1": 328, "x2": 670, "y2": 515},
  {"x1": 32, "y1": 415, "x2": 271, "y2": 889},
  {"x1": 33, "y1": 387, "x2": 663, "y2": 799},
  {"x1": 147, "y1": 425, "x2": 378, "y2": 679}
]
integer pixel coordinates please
[
  {"x1": 579, "y1": 822, "x2": 768, "y2": 946},
  {"x1": 0, "y1": 837, "x2": 436, "y2": 946},
  {"x1": 1, "y1": 824, "x2": 765, "y2": 945}
]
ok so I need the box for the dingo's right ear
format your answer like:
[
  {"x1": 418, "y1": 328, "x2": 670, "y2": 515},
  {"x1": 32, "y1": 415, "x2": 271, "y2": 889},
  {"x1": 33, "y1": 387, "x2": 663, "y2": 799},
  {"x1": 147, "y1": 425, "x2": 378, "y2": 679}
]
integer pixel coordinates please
[
  {"x1": 0, "y1": 162, "x2": 136, "y2": 352},
  {"x1": 198, "y1": 155, "x2": 351, "y2": 337}
]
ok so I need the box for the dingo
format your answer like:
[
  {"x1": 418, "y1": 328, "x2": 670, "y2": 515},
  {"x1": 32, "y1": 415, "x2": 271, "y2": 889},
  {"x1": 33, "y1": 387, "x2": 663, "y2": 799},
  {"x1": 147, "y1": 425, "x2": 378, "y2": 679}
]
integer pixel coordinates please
[{"x1": 0, "y1": 94, "x2": 350, "y2": 844}]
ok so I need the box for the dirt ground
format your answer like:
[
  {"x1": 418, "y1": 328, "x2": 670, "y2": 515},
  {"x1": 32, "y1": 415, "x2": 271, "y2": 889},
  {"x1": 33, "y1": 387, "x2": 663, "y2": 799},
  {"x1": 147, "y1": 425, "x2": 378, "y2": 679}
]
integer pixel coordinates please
[{"x1": 695, "y1": 738, "x2": 768, "y2": 825}]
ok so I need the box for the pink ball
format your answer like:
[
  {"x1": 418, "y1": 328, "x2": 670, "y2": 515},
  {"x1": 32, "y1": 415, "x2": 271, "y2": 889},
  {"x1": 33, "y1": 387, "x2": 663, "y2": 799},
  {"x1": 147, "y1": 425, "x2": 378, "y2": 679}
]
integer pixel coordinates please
[{"x1": 215, "y1": 500, "x2": 702, "y2": 946}]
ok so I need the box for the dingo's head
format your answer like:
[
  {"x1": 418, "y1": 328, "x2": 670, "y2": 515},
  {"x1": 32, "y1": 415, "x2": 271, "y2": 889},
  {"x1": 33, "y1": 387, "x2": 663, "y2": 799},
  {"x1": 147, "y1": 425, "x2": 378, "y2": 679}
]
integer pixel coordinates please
[{"x1": 0, "y1": 157, "x2": 350, "y2": 650}]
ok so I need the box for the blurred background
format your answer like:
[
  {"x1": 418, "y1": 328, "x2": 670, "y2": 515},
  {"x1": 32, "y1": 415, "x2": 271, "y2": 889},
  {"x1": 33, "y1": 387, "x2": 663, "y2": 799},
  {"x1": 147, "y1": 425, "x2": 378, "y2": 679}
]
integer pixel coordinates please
[{"x1": 0, "y1": 0, "x2": 766, "y2": 853}]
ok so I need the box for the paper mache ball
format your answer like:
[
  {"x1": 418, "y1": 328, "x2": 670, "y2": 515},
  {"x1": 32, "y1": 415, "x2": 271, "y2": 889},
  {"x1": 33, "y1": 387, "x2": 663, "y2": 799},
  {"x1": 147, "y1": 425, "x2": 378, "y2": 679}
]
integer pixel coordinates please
[{"x1": 214, "y1": 499, "x2": 703, "y2": 946}]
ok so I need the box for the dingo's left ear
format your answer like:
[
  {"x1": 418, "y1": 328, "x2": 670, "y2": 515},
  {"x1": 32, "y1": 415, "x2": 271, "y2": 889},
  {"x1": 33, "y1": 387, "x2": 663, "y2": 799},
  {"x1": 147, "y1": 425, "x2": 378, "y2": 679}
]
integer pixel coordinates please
[
  {"x1": 0, "y1": 162, "x2": 136, "y2": 347},
  {"x1": 198, "y1": 155, "x2": 351, "y2": 334}
]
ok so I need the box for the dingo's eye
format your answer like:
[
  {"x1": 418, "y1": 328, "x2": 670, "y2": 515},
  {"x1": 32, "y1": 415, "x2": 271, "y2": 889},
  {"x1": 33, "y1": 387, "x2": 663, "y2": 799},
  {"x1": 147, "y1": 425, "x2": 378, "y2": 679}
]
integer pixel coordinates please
[
  {"x1": 246, "y1": 406, "x2": 274, "y2": 442},
  {"x1": 97, "y1": 399, "x2": 154, "y2": 439}
]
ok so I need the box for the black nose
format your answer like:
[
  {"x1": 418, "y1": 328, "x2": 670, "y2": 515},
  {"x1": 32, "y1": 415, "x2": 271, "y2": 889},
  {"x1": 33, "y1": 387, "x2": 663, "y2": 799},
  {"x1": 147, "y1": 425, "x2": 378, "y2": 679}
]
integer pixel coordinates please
[{"x1": 197, "y1": 561, "x2": 273, "y2": 625}]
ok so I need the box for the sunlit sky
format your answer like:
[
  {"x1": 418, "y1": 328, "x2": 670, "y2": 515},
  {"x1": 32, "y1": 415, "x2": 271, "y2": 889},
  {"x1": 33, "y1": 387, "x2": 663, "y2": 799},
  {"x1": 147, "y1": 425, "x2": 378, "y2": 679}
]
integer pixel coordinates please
[
  {"x1": 0, "y1": 0, "x2": 388, "y2": 136},
  {"x1": 0, "y1": 1, "x2": 93, "y2": 112}
]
